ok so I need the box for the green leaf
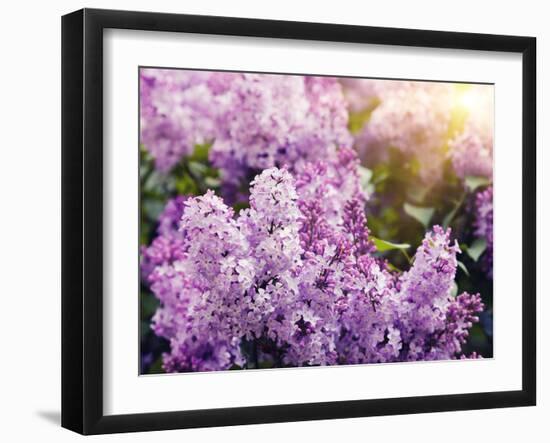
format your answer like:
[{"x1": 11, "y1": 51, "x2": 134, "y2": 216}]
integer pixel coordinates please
[
  {"x1": 403, "y1": 203, "x2": 434, "y2": 228},
  {"x1": 143, "y1": 171, "x2": 164, "y2": 192},
  {"x1": 465, "y1": 176, "x2": 491, "y2": 192},
  {"x1": 406, "y1": 184, "x2": 431, "y2": 204},
  {"x1": 381, "y1": 207, "x2": 399, "y2": 225},
  {"x1": 233, "y1": 201, "x2": 250, "y2": 213},
  {"x1": 347, "y1": 99, "x2": 380, "y2": 134},
  {"x1": 187, "y1": 161, "x2": 208, "y2": 177},
  {"x1": 258, "y1": 360, "x2": 275, "y2": 369},
  {"x1": 468, "y1": 324, "x2": 487, "y2": 347},
  {"x1": 140, "y1": 321, "x2": 151, "y2": 339},
  {"x1": 175, "y1": 174, "x2": 198, "y2": 195},
  {"x1": 358, "y1": 166, "x2": 374, "y2": 195},
  {"x1": 442, "y1": 193, "x2": 466, "y2": 229},
  {"x1": 407, "y1": 157, "x2": 422, "y2": 176},
  {"x1": 371, "y1": 236, "x2": 411, "y2": 252},
  {"x1": 466, "y1": 238, "x2": 487, "y2": 262},
  {"x1": 204, "y1": 176, "x2": 221, "y2": 188},
  {"x1": 385, "y1": 262, "x2": 402, "y2": 273},
  {"x1": 142, "y1": 200, "x2": 165, "y2": 221},
  {"x1": 141, "y1": 291, "x2": 160, "y2": 319},
  {"x1": 189, "y1": 143, "x2": 212, "y2": 162},
  {"x1": 442, "y1": 209, "x2": 456, "y2": 229},
  {"x1": 148, "y1": 357, "x2": 164, "y2": 374},
  {"x1": 457, "y1": 260, "x2": 470, "y2": 277},
  {"x1": 372, "y1": 163, "x2": 390, "y2": 185}
]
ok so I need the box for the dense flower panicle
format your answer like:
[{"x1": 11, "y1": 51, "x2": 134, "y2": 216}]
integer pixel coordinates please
[
  {"x1": 140, "y1": 196, "x2": 187, "y2": 280},
  {"x1": 297, "y1": 198, "x2": 334, "y2": 255},
  {"x1": 346, "y1": 80, "x2": 494, "y2": 185},
  {"x1": 147, "y1": 255, "x2": 246, "y2": 373},
  {"x1": 140, "y1": 69, "x2": 353, "y2": 188},
  {"x1": 240, "y1": 168, "x2": 302, "y2": 278},
  {"x1": 179, "y1": 191, "x2": 248, "y2": 283},
  {"x1": 342, "y1": 198, "x2": 376, "y2": 257},
  {"x1": 140, "y1": 235, "x2": 187, "y2": 282},
  {"x1": 295, "y1": 148, "x2": 366, "y2": 227},
  {"x1": 336, "y1": 254, "x2": 401, "y2": 364},
  {"x1": 144, "y1": 165, "x2": 484, "y2": 372},
  {"x1": 354, "y1": 81, "x2": 454, "y2": 183},
  {"x1": 140, "y1": 69, "x2": 223, "y2": 172},
  {"x1": 474, "y1": 187, "x2": 494, "y2": 278},
  {"x1": 156, "y1": 195, "x2": 188, "y2": 236},
  {"x1": 395, "y1": 226, "x2": 464, "y2": 361},
  {"x1": 444, "y1": 292, "x2": 484, "y2": 354},
  {"x1": 449, "y1": 85, "x2": 494, "y2": 179},
  {"x1": 304, "y1": 77, "x2": 352, "y2": 150},
  {"x1": 150, "y1": 191, "x2": 251, "y2": 372},
  {"x1": 390, "y1": 227, "x2": 484, "y2": 362},
  {"x1": 399, "y1": 226, "x2": 459, "y2": 306},
  {"x1": 210, "y1": 74, "x2": 352, "y2": 187}
]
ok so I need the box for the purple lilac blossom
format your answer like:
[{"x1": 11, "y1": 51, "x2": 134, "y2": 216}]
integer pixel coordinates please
[
  {"x1": 474, "y1": 186, "x2": 493, "y2": 278},
  {"x1": 140, "y1": 70, "x2": 352, "y2": 185},
  {"x1": 294, "y1": 147, "x2": 366, "y2": 226},
  {"x1": 140, "y1": 195, "x2": 187, "y2": 281},
  {"x1": 139, "y1": 69, "x2": 225, "y2": 172},
  {"x1": 209, "y1": 74, "x2": 352, "y2": 187},
  {"x1": 145, "y1": 166, "x2": 483, "y2": 372},
  {"x1": 395, "y1": 226, "x2": 483, "y2": 360},
  {"x1": 149, "y1": 190, "x2": 250, "y2": 372}
]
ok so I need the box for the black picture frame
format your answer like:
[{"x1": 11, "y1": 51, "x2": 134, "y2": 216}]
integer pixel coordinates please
[{"x1": 62, "y1": 8, "x2": 536, "y2": 435}]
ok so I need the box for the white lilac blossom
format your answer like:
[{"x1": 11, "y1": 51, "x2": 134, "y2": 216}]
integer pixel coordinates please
[
  {"x1": 143, "y1": 166, "x2": 483, "y2": 372},
  {"x1": 474, "y1": 186, "x2": 493, "y2": 278}
]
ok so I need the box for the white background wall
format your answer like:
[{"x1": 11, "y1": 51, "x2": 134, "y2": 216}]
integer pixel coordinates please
[{"x1": 0, "y1": 0, "x2": 546, "y2": 440}]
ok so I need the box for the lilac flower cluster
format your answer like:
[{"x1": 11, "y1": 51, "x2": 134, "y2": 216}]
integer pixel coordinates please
[
  {"x1": 140, "y1": 70, "x2": 225, "y2": 172},
  {"x1": 395, "y1": 226, "x2": 484, "y2": 360},
  {"x1": 474, "y1": 186, "x2": 494, "y2": 278},
  {"x1": 210, "y1": 75, "x2": 351, "y2": 186},
  {"x1": 144, "y1": 165, "x2": 483, "y2": 372},
  {"x1": 140, "y1": 70, "x2": 351, "y2": 185},
  {"x1": 347, "y1": 80, "x2": 454, "y2": 184},
  {"x1": 343, "y1": 79, "x2": 494, "y2": 184},
  {"x1": 140, "y1": 195, "x2": 187, "y2": 281}
]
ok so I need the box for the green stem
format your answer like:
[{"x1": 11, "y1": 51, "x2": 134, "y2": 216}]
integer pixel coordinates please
[
  {"x1": 443, "y1": 190, "x2": 467, "y2": 229},
  {"x1": 400, "y1": 249, "x2": 412, "y2": 264}
]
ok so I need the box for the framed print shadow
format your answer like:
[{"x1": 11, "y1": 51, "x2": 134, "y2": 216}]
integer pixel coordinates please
[{"x1": 61, "y1": 8, "x2": 536, "y2": 435}]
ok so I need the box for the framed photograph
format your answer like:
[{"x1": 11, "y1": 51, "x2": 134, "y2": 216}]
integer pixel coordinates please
[{"x1": 62, "y1": 8, "x2": 536, "y2": 435}]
